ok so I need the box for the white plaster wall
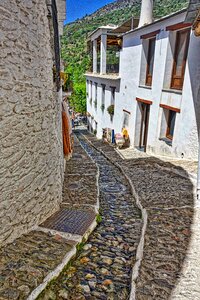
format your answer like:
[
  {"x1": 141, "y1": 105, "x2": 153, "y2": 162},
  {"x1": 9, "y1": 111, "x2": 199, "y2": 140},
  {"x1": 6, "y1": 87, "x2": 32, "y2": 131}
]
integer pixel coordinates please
[
  {"x1": 86, "y1": 77, "x2": 121, "y2": 138},
  {"x1": 0, "y1": 0, "x2": 64, "y2": 245},
  {"x1": 86, "y1": 10, "x2": 200, "y2": 160},
  {"x1": 119, "y1": 11, "x2": 199, "y2": 160}
]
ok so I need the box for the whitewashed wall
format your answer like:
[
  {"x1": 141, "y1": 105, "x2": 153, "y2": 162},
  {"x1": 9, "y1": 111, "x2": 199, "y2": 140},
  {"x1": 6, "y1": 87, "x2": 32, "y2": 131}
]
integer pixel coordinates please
[
  {"x1": 87, "y1": 10, "x2": 200, "y2": 160},
  {"x1": 0, "y1": 0, "x2": 64, "y2": 245}
]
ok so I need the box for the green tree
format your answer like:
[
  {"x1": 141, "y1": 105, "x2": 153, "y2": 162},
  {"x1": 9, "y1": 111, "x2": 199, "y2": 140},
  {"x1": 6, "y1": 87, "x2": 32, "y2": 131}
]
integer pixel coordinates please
[{"x1": 69, "y1": 82, "x2": 86, "y2": 114}]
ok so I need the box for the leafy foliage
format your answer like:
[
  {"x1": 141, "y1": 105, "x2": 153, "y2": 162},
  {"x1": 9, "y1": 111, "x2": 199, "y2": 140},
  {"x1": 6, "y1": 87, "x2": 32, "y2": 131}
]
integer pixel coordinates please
[
  {"x1": 69, "y1": 81, "x2": 86, "y2": 114},
  {"x1": 61, "y1": 0, "x2": 188, "y2": 113},
  {"x1": 107, "y1": 104, "x2": 115, "y2": 115}
]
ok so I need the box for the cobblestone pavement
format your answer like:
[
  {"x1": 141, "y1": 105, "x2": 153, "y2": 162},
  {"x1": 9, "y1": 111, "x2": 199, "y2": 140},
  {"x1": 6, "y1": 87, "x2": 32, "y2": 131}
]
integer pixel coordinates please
[
  {"x1": 0, "y1": 231, "x2": 73, "y2": 300},
  {"x1": 62, "y1": 135, "x2": 98, "y2": 208},
  {"x1": 81, "y1": 130, "x2": 199, "y2": 300},
  {"x1": 5, "y1": 129, "x2": 198, "y2": 300},
  {"x1": 37, "y1": 132, "x2": 143, "y2": 299},
  {"x1": 117, "y1": 147, "x2": 198, "y2": 178},
  {"x1": 0, "y1": 134, "x2": 98, "y2": 300}
]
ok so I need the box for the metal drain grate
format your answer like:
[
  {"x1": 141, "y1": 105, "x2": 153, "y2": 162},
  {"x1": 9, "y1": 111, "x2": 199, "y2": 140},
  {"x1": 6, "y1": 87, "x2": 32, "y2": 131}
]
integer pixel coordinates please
[{"x1": 40, "y1": 208, "x2": 96, "y2": 235}]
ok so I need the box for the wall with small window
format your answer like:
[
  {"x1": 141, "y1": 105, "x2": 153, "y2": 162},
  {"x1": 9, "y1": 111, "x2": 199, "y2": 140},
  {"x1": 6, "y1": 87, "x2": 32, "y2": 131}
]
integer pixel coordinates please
[
  {"x1": 85, "y1": 75, "x2": 120, "y2": 138},
  {"x1": 139, "y1": 39, "x2": 149, "y2": 86},
  {"x1": 159, "y1": 108, "x2": 177, "y2": 142},
  {"x1": 163, "y1": 28, "x2": 191, "y2": 91},
  {"x1": 139, "y1": 36, "x2": 156, "y2": 87}
]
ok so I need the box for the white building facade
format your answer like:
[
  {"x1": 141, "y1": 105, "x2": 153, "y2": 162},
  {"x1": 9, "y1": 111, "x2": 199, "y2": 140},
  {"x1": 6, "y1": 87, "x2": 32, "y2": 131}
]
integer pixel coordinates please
[{"x1": 86, "y1": 7, "x2": 200, "y2": 160}]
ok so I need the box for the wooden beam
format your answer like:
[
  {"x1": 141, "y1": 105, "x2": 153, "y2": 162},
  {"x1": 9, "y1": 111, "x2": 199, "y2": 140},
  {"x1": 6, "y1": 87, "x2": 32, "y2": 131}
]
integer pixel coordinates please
[
  {"x1": 160, "y1": 103, "x2": 181, "y2": 113},
  {"x1": 140, "y1": 30, "x2": 160, "y2": 39},
  {"x1": 123, "y1": 109, "x2": 131, "y2": 114},
  {"x1": 166, "y1": 22, "x2": 191, "y2": 31},
  {"x1": 136, "y1": 97, "x2": 153, "y2": 105}
]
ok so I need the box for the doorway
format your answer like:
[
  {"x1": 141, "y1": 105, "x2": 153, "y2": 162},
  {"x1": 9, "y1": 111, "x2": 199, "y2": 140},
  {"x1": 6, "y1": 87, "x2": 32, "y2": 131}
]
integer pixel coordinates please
[{"x1": 139, "y1": 103, "x2": 150, "y2": 151}]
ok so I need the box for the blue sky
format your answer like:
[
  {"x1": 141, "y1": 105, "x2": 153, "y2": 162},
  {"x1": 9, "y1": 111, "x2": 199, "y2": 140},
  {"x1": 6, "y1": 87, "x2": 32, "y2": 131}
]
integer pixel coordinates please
[{"x1": 66, "y1": 0, "x2": 115, "y2": 23}]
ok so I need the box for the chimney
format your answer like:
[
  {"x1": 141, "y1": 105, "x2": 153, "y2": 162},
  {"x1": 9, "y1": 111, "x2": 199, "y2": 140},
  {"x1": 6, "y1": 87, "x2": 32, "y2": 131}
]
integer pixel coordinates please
[{"x1": 138, "y1": 0, "x2": 153, "y2": 27}]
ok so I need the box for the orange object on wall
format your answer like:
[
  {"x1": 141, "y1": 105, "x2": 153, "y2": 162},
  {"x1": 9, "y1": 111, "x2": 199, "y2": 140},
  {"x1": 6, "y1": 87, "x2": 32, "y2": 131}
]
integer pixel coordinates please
[{"x1": 62, "y1": 109, "x2": 72, "y2": 160}]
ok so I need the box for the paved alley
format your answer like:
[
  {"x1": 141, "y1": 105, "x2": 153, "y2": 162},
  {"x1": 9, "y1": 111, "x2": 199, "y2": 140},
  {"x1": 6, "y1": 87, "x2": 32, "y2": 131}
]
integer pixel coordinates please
[
  {"x1": 37, "y1": 129, "x2": 200, "y2": 300},
  {"x1": 81, "y1": 130, "x2": 199, "y2": 300},
  {"x1": 37, "y1": 131, "x2": 142, "y2": 299}
]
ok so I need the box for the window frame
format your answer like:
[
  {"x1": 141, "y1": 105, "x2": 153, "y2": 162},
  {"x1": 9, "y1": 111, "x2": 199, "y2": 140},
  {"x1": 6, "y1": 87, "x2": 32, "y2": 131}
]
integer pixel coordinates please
[
  {"x1": 101, "y1": 84, "x2": 106, "y2": 106},
  {"x1": 166, "y1": 110, "x2": 176, "y2": 140},
  {"x1": 122, "y1": 110, "x2": 130, "y2": 128},
  {"x1": 90, "y1": 80, "x2": 93, "y2": 101},
  {"x1": 110, "y1": 86, "x2": 116, "y2": 105},
  {"x1": 145, "y1": 37, "x2": 156, "y2": 86},
  {"x1": 170, "y1": 28, "x2": 190, "y2": 90},
  {"x1": 94, "y1": 82, "x2": 98, "y2": 101}
]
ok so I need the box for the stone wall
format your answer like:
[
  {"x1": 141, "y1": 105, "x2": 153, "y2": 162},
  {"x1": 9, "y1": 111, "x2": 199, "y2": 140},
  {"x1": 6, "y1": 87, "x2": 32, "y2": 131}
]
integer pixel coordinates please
[{"x1": 0, "y1": 0, "x2": 64, "y2": 245}]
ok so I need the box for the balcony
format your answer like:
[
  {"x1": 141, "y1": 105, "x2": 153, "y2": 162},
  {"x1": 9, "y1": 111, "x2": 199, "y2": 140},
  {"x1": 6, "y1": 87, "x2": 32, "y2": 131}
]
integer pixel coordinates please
[{"x1": 86, "y1": 26, "x2": 121, "y2": 78}]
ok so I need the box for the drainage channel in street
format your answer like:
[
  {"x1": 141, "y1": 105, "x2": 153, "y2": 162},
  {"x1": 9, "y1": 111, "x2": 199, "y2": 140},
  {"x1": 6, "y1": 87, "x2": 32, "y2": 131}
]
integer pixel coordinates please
[{"x1": 37, "y1": 132, "x2": 142, "y2": 300}]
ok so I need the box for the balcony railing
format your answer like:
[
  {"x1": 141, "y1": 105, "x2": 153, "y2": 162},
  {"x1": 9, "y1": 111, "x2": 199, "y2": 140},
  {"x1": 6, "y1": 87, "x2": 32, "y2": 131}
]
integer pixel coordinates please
[
  {"x1": 106, "y1": 64, "x2": 119, "y2": 74},
  {"x1": 89, "y1": 63, "x2": 119, "y2": 74}
]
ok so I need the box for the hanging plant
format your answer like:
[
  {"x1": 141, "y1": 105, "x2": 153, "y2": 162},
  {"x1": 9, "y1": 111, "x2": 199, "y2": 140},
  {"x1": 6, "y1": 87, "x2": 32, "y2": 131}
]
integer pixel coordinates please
[{"x1": 107, "y1": 104, "x2": 114, "y2": 115}]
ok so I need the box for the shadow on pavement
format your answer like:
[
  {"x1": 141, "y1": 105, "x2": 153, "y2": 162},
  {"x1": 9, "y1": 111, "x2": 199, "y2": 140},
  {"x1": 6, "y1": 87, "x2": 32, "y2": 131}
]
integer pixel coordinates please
[
  {"x1": 80, "y1": 129, "x2": 197, "y2": 299},
  {"x1": 124, "y1": 157, "x2": 195, "y2": 299}
]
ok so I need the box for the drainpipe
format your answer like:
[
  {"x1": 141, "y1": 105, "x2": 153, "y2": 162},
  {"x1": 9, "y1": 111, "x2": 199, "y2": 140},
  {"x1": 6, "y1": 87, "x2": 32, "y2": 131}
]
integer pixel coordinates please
[
  {"x1": 138, "y1": 0, "x2": 154, "y2": 28},
  {"x1": 197, "y1": 147, "x2": 200, "y2": 200}
]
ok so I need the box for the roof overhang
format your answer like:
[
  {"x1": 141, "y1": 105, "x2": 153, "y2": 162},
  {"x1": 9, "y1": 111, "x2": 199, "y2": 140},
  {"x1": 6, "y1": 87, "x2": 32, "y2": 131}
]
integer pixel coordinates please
[{"x1": 87, "y1": 26, "x2": 118, "y2": 41}]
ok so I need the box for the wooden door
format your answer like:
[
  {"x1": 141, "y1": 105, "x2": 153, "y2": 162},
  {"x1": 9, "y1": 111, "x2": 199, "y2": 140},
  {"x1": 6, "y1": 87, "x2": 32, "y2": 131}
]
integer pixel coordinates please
[{"x1": 139, "y1": 103, "x2": 150, "y2": 152}]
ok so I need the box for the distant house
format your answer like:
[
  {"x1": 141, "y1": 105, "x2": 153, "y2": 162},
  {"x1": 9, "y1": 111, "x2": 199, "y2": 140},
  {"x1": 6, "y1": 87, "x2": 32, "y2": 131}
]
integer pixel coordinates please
[{"x1": 86, "y1": 1, "x2": 200, "y2": 160}]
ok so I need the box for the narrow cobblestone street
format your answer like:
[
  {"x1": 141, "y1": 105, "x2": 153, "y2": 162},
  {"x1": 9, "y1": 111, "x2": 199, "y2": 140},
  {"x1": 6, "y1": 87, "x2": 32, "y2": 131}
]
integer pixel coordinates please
[
  {"x1": 37, "y1": 129, "x2": 199, "y2": 300},
  {"x1": 2, "y1": 1, "x2": 200, "y2": 300},
  {"x1": 38, "y1": 131, "x2": 142, "y2": 299}
]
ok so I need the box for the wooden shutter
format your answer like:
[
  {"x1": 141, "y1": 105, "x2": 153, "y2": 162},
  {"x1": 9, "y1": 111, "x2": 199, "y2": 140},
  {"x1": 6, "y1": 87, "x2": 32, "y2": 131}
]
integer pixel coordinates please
[
  {"x1": 171, "y1": 29, "x2": 190, "y2": 90},
  {"x1": 146, "y1": 38, "x2": 156, "y2": 86}
]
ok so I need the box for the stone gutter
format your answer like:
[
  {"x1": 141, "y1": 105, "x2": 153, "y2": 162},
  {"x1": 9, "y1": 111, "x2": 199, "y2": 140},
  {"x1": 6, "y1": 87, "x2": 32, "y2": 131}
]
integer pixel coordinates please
[{"x1": 80, "y1": 132, "x2": 148, "y2": 300}]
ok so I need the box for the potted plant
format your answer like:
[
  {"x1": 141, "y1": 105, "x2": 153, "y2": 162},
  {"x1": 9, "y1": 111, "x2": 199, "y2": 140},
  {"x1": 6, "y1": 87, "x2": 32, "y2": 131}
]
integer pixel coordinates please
[{"x1": 107, "y1": 105, "x2": 114, "y2": 121}]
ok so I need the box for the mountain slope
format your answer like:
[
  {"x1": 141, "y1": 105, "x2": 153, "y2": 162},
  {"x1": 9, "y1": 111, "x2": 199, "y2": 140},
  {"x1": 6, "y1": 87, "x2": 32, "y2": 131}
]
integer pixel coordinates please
[{"x1": 61, "y1": 0, "x2": 189, "y2": 112}]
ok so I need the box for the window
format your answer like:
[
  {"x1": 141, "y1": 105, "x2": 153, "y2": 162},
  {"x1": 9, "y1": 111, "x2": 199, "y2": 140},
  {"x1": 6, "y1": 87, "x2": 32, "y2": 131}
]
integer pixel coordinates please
[
  {"x1": 166, "y1": 110, "x2": 176, "y2": 140},
  {"x1": 146, "y1": 38, "x2": 156, "y2": 86},
  {"x1": 111, "y1": 87, "x2": 116, "y2": 105},
  {"x1": 94, "y1": 82, "x2": 98, "y2": 108},
  {"x1": 86, "y1": 80, "x2": 89, "y2": 98},
  {"x1": 123, "y1": 111, "x2": 130, "y2": 128},
  {"x1": 94, "y1": 83, "x2": 98, "y2": 100},
  {"x1": 171, "y1": 29, "x2": 190, "y2": 90},
  {"x1": 90, "y1": 81, "x2": 92, "y2": 102},
  {"x1": 101, "y1": 84, "x2": 106, "y2": 110}
]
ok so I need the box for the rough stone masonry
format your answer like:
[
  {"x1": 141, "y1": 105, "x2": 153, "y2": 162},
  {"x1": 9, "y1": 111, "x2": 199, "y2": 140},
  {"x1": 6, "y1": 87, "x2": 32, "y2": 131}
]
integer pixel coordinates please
[{"x1": 0, "y1": 0, "x2": 64, "y2": 245}]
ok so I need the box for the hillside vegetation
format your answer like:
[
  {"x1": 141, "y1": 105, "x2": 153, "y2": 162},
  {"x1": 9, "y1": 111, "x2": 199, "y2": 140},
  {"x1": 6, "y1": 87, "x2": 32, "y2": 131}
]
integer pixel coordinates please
[{"x1": 61, "y1": 0, "x2": 189, "y2": 113}]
